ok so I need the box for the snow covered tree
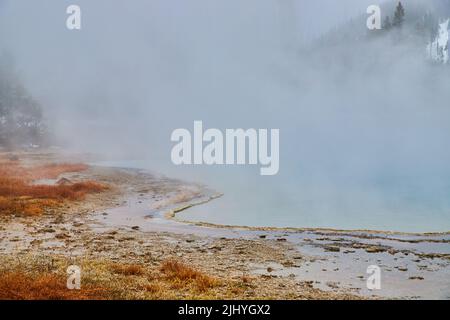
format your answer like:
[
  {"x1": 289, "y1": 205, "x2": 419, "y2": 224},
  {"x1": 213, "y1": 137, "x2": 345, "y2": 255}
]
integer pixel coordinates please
[{"x1": 427, "y1": 19, "x2": 449, "y2": 65}]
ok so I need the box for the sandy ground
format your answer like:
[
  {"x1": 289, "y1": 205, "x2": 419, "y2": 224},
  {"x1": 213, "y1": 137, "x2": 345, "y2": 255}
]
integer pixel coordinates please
[{"x1": 1, "y1": 150, "x2": 449, "y2": 299}]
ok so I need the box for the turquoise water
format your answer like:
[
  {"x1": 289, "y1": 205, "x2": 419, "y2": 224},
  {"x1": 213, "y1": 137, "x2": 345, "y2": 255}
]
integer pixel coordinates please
[
  {"x1": 92, "y1": 160, "x2": 450, "y2": 233},
  {"x1": 179, "y1": 180, "x2": 450, "y2": 233},
  {"x1": 178, "y1": 172, "x2": 450, "y2": 233}
]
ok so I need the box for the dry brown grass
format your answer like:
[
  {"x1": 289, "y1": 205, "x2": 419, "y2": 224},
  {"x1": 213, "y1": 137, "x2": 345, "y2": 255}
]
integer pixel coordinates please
[
  {"x1": 0, "y1": 180, "x2": 106, "y2": 200},
  {"x1": 144, "y1": 283, "x2": 164, "y2": 294},
  {"x1": 160, "y1": 259, "x2": 221, "y2": 292},
  {"x1": 0, "y1": 161, "x2": 107, "y2": 216},
  {"x1": 0, "y1": 271, "x2": 106, "y2": 300},
  {"x1": 240, "y1": 275, "x2": 253, "y2": 284},
  {"x1": 111, "y1": 264, "x2": 145, "y2": 276},
  {"x1": 0, "y1": 256, "x2": 227, "y2": 300},
  {"x1": 0, "y1": 162, "x2": 88, "y2": 182},
  {"x1": 0, "y1": 197, "x2": 60, "y2": 216},
  {"x1": 0, "y1": 254, "x2": 359, "y2": 300}
]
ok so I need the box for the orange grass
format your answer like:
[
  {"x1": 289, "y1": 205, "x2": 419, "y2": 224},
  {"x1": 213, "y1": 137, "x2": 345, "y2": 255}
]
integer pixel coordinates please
[
  {"x1": 0, "y1": 180, "x2": 106, "y2": 200},
  {"x1": 0, "y1": 161, "x2": 106, "y2": 216},
  {"x1": 0, "y1": 197, "x2": 59, "y2": 216},
  {"x1": 0, "y1": 163, "x2": 89, "y2": 182},
  {"x1": 160, "y1": 259, "x2": 220, "y2": 292},
  {"x1": 0, "y1": 271, "x2": 106, "y2": 300},
  {"x1": 111, "y1": 264, "x2": 145, "y2": 276}
]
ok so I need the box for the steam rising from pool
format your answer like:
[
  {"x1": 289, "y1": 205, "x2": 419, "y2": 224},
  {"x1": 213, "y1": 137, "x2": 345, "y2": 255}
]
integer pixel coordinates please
[{"x1": 2, "y1": 0, "x2": 450, "y2": 232}]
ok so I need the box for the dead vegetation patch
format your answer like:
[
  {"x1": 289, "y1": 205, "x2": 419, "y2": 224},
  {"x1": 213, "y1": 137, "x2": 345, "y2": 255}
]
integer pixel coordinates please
[
  {"x1": 111, "y1": 264, "x2": 145, "y2": 276},
  {"x1": 0, "y1": 255, "x2": 236, "y2": 300},
  {"x1": 0, "y1": 271, "x2": 106, "y2": 300},
  {"x1": 160, "y1": 259, "x2": 221, "y2": 292},
  {"x1": 0, "y1": 160, "x2": 107, "y2": 216}
]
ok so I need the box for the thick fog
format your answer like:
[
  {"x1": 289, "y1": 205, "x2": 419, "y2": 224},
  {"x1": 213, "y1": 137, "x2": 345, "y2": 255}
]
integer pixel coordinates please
[
  {"x1": 0, "y1": 0, "x2": 382, "y2": 159},
  {"x1": 1, "y1": 0, "x2": 450, "y2": 231}
]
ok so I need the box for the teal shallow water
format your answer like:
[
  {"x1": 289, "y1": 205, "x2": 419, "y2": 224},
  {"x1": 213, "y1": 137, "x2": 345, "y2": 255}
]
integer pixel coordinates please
[
  {"x1": 91, "y1": 160, "x2": 450, "y2": 233},
  {"x1": 178, "y1": 180, "x2": 450, "y2": 233}
]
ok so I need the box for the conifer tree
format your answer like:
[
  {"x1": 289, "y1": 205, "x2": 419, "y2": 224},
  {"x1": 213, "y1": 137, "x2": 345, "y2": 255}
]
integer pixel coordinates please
[{"x1": 393, "y1": 2, "x2": 405, "y2": 27}]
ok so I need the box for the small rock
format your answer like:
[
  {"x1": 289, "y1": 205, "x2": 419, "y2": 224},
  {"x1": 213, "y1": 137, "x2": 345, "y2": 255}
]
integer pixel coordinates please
[
  {"x1": 56, "y1": 177, "x2": 72, "y2": 185},
  {"x1": 365, "y1": 246, "x2": 386, "y2": 253},
  {"x1": 324, "y1": 245, "x2": 340, "y2": 252},
  {"x1": 55, "y1": 233, "x2": 70, "y2": 239}
]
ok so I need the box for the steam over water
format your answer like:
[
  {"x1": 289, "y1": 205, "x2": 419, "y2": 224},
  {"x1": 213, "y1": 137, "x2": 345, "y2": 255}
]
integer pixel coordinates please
[{"x1": 2, "y1": 0, "x2": 450, "y2": 232}]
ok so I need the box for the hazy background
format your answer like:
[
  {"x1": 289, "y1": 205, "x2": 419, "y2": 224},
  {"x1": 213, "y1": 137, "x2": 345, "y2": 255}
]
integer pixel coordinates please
[
  {"x1": 2, "y1": 0, "x2": 450, "y2": 231},
  {"x1": 0, "y1": 0, "x2": 379, "y2": 158}
]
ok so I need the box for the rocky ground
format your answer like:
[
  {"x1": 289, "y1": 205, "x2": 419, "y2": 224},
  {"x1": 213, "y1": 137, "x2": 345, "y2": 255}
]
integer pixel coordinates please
[{"x1": 0, "y1": 150, "x2": 449, "y2": 299}]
